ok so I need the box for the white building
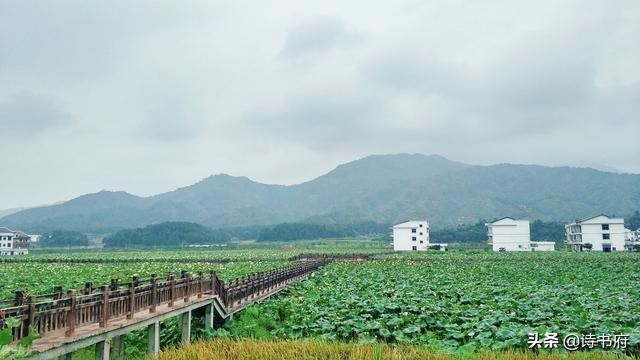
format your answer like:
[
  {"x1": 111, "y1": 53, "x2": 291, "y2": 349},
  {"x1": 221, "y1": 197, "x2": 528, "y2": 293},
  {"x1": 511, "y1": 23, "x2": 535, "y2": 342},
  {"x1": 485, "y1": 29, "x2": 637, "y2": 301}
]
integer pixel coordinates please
[
  {"x1": 565, "y1": 215, "x2": 626, "y2": 252},
  {"x1": 486, "y1": 217, "x2": 555, "y2": 252},
  {"x1": 624, "y1": 227, "x2": 639, "y2": 251},
  {"x1": 392, "y1": 220, "x2": 448, "y2": 251},
  {"x1": 0, "y1": 227, "x2": 29, "y2": 256}
]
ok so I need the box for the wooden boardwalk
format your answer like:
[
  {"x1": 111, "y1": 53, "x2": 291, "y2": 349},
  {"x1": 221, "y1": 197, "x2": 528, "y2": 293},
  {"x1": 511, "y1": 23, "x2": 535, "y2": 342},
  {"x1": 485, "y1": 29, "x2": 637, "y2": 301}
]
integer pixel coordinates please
[{"x1": 0, "y1": 259, "x2": 329, "y2": 359}]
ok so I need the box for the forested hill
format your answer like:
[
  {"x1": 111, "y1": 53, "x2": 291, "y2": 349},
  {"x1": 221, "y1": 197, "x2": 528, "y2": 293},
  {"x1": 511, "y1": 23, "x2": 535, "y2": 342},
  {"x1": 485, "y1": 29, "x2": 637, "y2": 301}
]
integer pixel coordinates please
[{"x1": 2, "y1": 154, "x2": 639, "y2": 233}]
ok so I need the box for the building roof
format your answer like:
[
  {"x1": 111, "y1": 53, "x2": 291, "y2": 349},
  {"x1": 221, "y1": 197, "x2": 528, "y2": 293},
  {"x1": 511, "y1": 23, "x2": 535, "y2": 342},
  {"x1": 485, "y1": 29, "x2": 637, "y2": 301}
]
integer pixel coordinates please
[
  {"x1": 393, "y1": 220, "x2": 429, "y2": 228},
  {"x1": 0, "y1": 227, "x2": 14, "y2": 234},
  {"x1": 487, "y1": 217, "x2": 529, "y2": 226},
  {"x1": 574, "y1": 214, "x2": 624, "y2": 224}
]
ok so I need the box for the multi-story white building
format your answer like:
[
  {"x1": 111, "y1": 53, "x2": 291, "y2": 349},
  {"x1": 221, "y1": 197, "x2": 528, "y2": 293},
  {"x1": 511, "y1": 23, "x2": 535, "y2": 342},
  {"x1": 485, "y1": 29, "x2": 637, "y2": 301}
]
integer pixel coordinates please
[
  {"x1": 0, "y1": 227, "x2": 29, "y2": 256},
  {"x1": 392, "y1": 220, "x2": 447, "y2": 251},
  {"x1": 565, "y1": 215, "x2": 627, "y2": 252},
  {"x1": 486, "y1": 217, "x2": 555, "y2": 252}
]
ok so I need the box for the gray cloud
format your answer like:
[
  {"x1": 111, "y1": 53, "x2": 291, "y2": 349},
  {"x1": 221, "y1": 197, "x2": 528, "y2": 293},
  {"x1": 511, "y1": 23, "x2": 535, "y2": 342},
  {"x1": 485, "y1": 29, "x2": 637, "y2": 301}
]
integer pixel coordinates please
[
  {"x1": 280, "y1": 18, "x2": 362, "y2": 59},
  {"x1": 0, "y1": 92, "x2": 73, "y2": 137},
  {"x1": 238, "y1": 95, "x2": 387, "y2": 149},
  {"x1": 138, "y1": 102, "x2": 204, "y2": 141},
  {"x1": 0, "y1": 0, "x2": 639, "y2": 209}
]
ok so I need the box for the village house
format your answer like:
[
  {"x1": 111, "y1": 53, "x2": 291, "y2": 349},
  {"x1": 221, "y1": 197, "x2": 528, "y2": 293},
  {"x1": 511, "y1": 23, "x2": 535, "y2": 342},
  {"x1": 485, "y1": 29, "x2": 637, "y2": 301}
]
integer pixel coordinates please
[
  {"x1": 626, "y1": 228, "x2": 640, "y2": 251},
  {"x1": 565, "y1": 215, "x2": 627, "y2": 252},
  {"x1": 392, "y1": 220, "x2": 448, "y2": 251},
  {"x1": 0, "y1": 227, "x2": 29, "y2": 255},
  {"x1": 486, "y1": 217, "x2": 555, "y2": 252}
]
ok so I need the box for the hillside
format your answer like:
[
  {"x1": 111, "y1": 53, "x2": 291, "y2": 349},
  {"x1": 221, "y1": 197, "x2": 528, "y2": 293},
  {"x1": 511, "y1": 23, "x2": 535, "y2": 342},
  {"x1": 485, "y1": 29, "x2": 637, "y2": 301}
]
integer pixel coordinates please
[{"x1": 2, "y1": 154, "x2": 639, "y2": 232}]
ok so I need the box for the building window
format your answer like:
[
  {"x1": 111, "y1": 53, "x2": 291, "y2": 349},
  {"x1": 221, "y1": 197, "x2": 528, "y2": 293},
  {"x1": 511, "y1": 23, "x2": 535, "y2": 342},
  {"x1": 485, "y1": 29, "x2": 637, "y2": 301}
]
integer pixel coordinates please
[
  {"x1": 419, "y1": 232, "x2": 423, "y2": 236},
  {"x1": 419, "y1": 224, "x2": 423, "y2": 227},
  {"x1": 412, "y1": 246, "x2": 417, "y2": 251},
  {"x1": 602, "y1": 224, "x2": 609, "y2": 231},
  {"x1": 412, "y1": 237, "x2": 416, "y2": 241},
  {"x1": 419, "y1": 241, "x2": 423, "y2": 244},
  {"x1": 411, "y1": 228, "x2": 417, "y2": 233},
  {"x1": 603, "y1": 234, "x2": 610, "y2": 240}
]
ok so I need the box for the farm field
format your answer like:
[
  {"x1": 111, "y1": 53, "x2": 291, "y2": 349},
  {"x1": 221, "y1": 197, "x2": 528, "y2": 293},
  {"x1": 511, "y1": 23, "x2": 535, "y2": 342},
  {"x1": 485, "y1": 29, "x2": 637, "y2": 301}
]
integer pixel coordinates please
[
  {"x1": 151, "y1": 338, "x2": 631, "y2": 360},
  {"x1": 2, "y1": 245, "x2": 640, "y2": 359},
  {"x1": 0, "y1": 240, "x2": 389, "y2": 300},
  {"x1": 222, "y1": 253, "x2": 640, "y2": 355},
  {"x1": 0, "y1": 260, "x2": 291, "y2": 299}
]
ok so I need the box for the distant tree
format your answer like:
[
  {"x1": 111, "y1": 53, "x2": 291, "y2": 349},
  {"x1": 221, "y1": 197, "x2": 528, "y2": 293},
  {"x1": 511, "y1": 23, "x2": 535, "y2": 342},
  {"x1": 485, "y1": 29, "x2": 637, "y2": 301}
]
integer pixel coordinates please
[
  {"x1": 626, "y1": 211, "x2": 640, "y2": 231},
  {"x1": 428, "y1": 245, "x2": 441, "y2": 251},
  {"x1": 256, "y1": 222, "x2": 389, "y2": 242},
  {"x1": 430, "y1": 221, "x2": 487, "y2": 243},
  {"x1": 40, "y1": 230, "x2": 89, "y2": 247},
  {"x1": 104, "y1": 222, "x2": 230, "y2": 248},
  {"x1": 530, "y1": 220, "x2": 565, "y2": 242}
]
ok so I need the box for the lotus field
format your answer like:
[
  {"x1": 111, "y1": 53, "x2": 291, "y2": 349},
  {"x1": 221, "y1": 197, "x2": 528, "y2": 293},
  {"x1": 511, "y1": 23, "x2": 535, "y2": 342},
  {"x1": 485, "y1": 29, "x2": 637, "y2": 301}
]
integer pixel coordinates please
[
  {"x1": 0, "y1": 260, "x2": 292, "y2": 299},
  {"x1": 1, "y1": 248, "x2": 639, "y2": 357},
  {"x1": 225, "y1": 253, "x2": 640, "y2": 355}
]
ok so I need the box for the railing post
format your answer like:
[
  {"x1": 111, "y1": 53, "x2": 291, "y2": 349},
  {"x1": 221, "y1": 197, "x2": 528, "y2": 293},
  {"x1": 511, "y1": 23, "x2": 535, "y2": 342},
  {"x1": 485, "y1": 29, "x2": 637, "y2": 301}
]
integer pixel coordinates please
[
  {"x1": 100, "y1": 285, "x2": 109, "y2": 328},
  {"x1": 198, "y1": 272, "x2": 204, "y2": 298},
  {"x1": 84, "y1": 282, "x2": 93, "y2": 295},
  {"x1": 127, "y1": 280, "x2": 135, "y2": 320},
  {"x1": 150, "y1": 274, "x2": 157, "y2": 313},
  {"x1": 168, "y1": 274, "x2": 175, "y2": 307},
  {"x1": 14, "y1": 290, "x2": 25, "y2": 306},
  {"x1": 53, "y1": 286, "x2": 63, "y2": 300},
  {"x1": 26, "y1": 295, "x2": 36, "y2": 337},
  {"x1": 65, "y1": 290, "x2": 76, "y2": 337},
  {"x1": 210, "y1": 271, "x2": 216, "y2": 296},
  {"x1": 110, "y1": 279, "x2": 118, "y2": 291},
  {"x1": 182, "y1": 271, "x2": 190, "y2": 303}
]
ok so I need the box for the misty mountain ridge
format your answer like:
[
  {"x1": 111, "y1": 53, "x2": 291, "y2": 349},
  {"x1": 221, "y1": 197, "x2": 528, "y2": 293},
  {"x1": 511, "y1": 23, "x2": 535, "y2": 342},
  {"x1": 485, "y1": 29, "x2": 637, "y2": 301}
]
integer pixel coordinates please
[{"x1": 2, "y1": 154, "x2": 639, "y2": 233}]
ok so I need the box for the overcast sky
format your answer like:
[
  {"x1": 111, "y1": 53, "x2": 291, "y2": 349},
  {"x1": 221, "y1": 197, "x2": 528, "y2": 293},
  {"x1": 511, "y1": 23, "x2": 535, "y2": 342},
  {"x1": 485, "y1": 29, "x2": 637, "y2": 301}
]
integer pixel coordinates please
[{"x1": 1, "y1": 0, "x2": 639, "y2": 209}]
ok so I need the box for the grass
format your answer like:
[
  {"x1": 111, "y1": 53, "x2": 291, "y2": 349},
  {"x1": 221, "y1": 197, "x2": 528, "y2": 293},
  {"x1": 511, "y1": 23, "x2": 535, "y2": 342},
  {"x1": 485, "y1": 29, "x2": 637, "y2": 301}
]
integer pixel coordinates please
[{"x1": 150, "y1": 338, "x2": 633, "y2": 360}]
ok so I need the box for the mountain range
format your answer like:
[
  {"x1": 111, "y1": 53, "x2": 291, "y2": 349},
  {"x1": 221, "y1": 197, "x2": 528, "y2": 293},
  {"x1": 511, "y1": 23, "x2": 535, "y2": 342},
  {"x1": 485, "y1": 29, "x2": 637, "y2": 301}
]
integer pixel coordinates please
[{"x1": 2, "y1": 154, "x2": 639, "y2": 233}]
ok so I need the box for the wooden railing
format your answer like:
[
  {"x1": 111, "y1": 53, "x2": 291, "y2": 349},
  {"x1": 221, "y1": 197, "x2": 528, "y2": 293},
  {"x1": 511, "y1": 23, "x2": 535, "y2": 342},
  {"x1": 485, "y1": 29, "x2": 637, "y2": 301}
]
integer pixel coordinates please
[
  {"x1": 293, "y1": 253, "x2": 372, "y2": 261},
  {"x1": 0, "y1": 260, "x2": 329, "y2": 342}
]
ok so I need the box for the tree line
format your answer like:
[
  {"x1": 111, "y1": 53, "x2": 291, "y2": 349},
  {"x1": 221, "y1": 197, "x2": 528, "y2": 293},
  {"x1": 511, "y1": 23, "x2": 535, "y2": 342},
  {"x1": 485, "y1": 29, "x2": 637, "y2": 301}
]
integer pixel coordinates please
[
  {"x1": 103, "y1": 222, "x2": 230, "y2": 248},
  {"x1": 256, "y1": 221, "x2": 389, "y2": 242},
  {"x1": 36, "y1": 211, "x2": 640, "y2": 247}
]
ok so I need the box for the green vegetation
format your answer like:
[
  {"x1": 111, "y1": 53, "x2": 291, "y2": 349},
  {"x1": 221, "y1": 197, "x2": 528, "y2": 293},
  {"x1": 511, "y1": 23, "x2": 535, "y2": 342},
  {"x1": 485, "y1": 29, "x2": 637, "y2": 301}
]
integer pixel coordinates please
[
  {"x1": 224, "y1": 253, "x2": 640, "y2": 354},
  {"x1": 0, "y1": 317, "x2": 38, "y2": 359},
  {"x1": 257, "y1": 222, "x2": 389, "y2": 242},
  {"x1": 431, "y1": 220, "x2": 565, "y2": 243},
  {"x1": 0, "y1": 260, "x2": 290, "y2": 299},
  {"x1": 39, "y1": 230, "x2": 89, "y2": 248},
  {"x1": 626, "y1": 211, "x2": 640, "y2": 231},
  {"x1": 104, "y1": 222, "x2": 230, "y2": 248},
  {"x1": 3, "y1": 245, "x2": 639, "y2": 358}
]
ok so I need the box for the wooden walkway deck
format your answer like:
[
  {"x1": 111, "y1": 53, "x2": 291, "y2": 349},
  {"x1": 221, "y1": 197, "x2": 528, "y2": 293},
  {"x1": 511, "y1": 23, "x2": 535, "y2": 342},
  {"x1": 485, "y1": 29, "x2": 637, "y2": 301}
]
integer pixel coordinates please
[{"x1": 0, "y1": 260, "x2": 328, "y2": 359}]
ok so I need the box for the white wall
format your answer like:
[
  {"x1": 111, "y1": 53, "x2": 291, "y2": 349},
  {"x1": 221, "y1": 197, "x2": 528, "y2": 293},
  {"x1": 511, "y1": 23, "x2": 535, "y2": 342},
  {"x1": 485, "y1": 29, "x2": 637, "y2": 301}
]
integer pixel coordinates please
[
  {"x1": 580, "y1": 223, "x2": 625, "y2": 251},
  {"x1": 487, "y1": 219, "x2": 531, "y2": 251},
  {"x1": 565, "y1": 216, "x2": 626, "y2": 252},
  {"x1": 393, "y1": 221, "x2": 429, "y2": 251}
]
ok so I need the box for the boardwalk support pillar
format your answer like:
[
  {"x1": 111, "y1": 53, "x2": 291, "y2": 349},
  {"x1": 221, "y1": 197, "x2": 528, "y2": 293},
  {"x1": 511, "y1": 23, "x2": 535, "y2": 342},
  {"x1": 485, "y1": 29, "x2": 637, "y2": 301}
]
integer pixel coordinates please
[
  {"x1": 181, "y1": 310, "x2": 192, "y2": 345},
  {"x1": 148, "y1": 322, "x2": 160, "y2": 356},
  {"x1": 204, "y1": 303, "x2": 214, "y2": 329},
  {"x1": 95, "y1": 340, "x2": 110, "y2": 360},
  {"x1": 112, "y1": 335, "x2": 125, "y2": 359}
]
